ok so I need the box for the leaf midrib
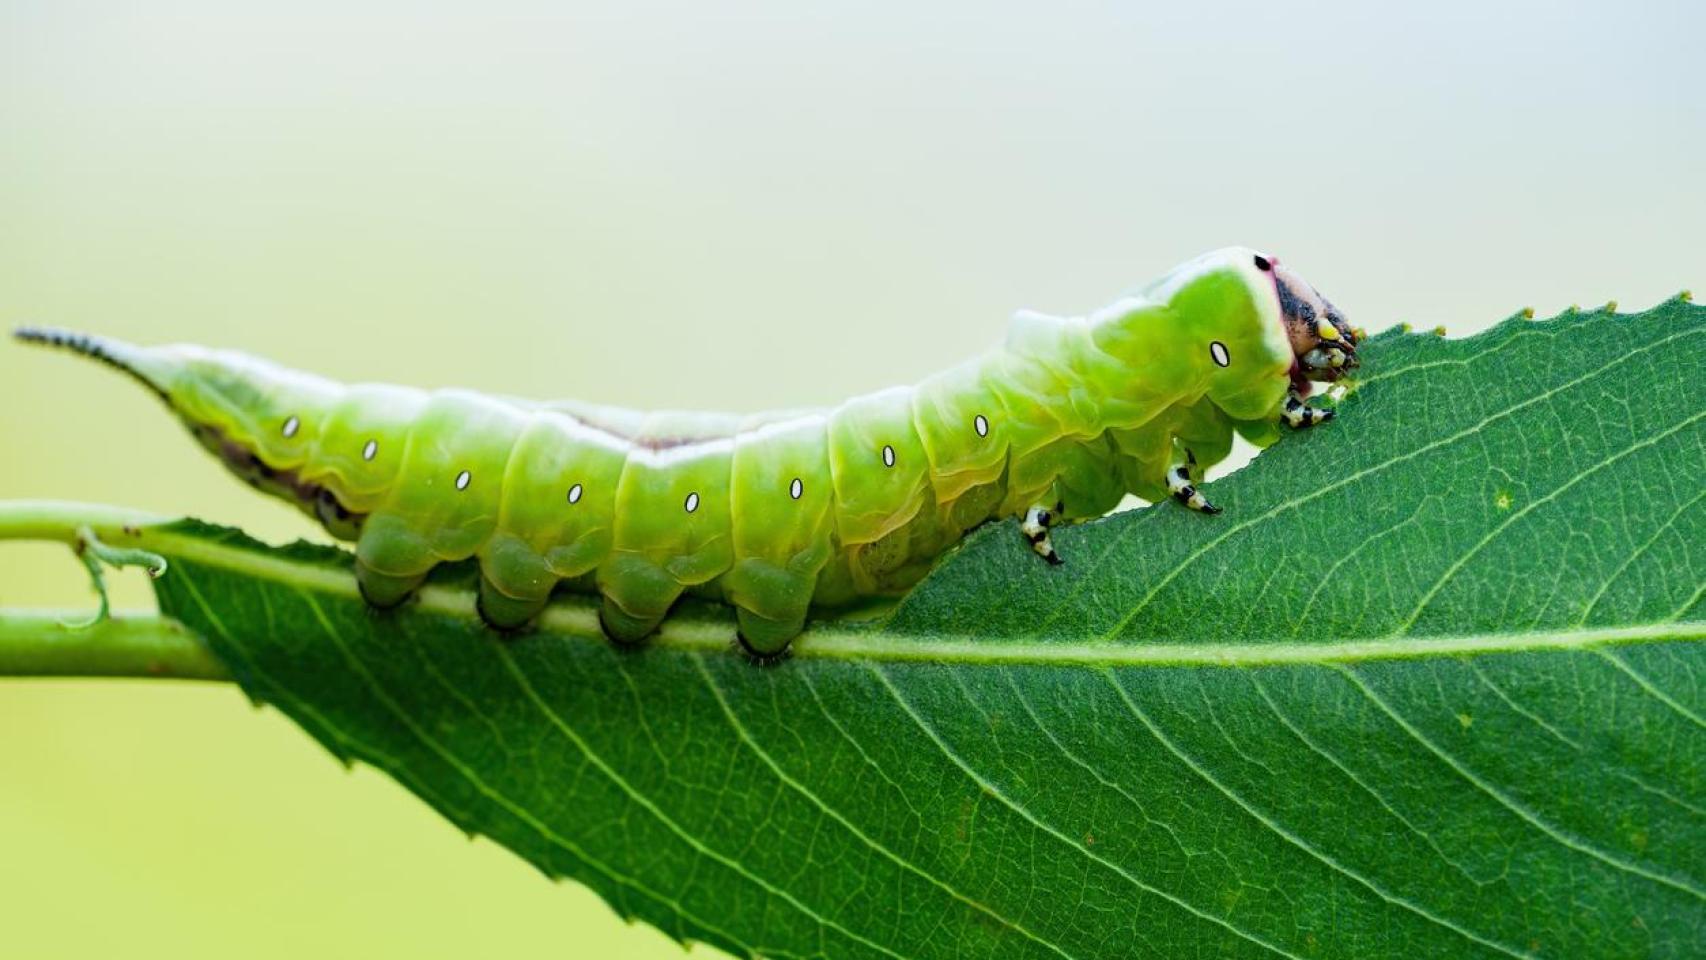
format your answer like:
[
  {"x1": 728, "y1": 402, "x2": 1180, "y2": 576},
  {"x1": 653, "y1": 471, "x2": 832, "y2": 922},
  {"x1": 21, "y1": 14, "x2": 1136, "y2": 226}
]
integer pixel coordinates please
[{"x1": 103, "y1": 524, "x2": 1706, "y2": 666}]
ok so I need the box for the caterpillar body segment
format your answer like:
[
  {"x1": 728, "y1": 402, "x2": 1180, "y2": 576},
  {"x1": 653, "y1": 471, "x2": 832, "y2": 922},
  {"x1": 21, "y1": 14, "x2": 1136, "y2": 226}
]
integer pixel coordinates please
[{"x1": 16, "y1": 246, "x2": 1358, "y2": 656}]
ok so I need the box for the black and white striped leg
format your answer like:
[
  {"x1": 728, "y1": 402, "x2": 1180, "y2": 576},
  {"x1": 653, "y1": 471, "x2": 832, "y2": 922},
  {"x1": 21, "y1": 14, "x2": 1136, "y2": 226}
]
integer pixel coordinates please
[
  {"x1": 1021, "y1": 505, "x2": 1064, "y2": 565},
  {"x1": 1167, "y1": 453, "x2": 1221, "y2": 514},
  {"x1": 1282, "y1": 388, "x2": 1334, "y2": 429}
]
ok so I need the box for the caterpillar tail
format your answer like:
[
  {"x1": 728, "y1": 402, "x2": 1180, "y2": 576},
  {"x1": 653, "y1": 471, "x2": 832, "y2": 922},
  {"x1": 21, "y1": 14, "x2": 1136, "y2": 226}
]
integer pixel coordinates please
[
  {"x1": 14, "y1": 327, "x2": 184, "y2": 400},
  {"x1": 15, "y1": 326, "x2": 362, "y2": 535}
]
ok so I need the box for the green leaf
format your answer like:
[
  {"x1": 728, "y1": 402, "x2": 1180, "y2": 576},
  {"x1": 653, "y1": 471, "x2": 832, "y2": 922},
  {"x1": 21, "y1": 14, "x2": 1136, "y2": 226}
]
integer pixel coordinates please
[{"x1": 132, "y1": 300, "x2": 1703, "y2": 958}]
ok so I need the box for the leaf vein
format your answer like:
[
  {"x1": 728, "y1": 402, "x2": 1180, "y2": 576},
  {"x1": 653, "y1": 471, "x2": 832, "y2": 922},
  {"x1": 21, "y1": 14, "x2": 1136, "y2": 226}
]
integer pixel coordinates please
[
  {"x1": 690, "y1": 654, "x2": 1079, "y2": 960},
  {"x1": 488, "y1": 644, "x2": 910, "y2": 960},
  {"x1": 1102, "y1": 668, "x2": 1532, "y2": 958},
  {"x1": 1336, "y1": 664, "x2": 1706, "y2": 900},
  {"x1": 292, "y1": 591, "x2": 765, "y2": 959},
  {"x1": 1593, "y1": 649, "x2": 1706, "y2": 731},
  {"x1": 1393, "y1": 409, "x2": 1706, "y2": 636},
  {"x1": 1250, "y1": 673, "x2": 1496, "y2": 889},
  {"x1": 867, "y1": 663, "x2": 1311, "y2": 960}
]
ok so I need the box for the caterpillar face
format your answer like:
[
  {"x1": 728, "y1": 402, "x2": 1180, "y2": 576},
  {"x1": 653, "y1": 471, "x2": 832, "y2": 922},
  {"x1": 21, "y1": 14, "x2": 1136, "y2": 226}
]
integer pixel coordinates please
[{"x1": 1252, "y1": 253, "x2": 1360, "y2": 382}]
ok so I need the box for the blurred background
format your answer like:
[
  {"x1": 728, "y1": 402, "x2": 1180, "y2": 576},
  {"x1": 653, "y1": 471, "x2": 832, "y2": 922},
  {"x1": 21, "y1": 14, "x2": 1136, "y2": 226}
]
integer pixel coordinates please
[{"x1": 2, "y1": 1, "x2": 1700, "y2": 956}]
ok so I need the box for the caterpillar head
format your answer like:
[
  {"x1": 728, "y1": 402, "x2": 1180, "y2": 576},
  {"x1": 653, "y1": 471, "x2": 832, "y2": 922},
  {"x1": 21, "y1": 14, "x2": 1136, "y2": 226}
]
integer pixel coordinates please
[{"x1": 1251, "y1": 253, "x2": 1360, "y2": 382}]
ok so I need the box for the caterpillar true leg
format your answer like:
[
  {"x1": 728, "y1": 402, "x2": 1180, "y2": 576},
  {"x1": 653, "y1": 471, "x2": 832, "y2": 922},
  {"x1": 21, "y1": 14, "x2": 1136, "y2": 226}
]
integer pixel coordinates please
[
  {"x1": 1020, "y1": 504, "x2": 1063, "y2": 564},
  {"x1": 1166, "y1": 451, "x2": 1221, "y2": 515},
  {"x1": 1281, "y1": 388, "x2": 1334, "y2": 429}
]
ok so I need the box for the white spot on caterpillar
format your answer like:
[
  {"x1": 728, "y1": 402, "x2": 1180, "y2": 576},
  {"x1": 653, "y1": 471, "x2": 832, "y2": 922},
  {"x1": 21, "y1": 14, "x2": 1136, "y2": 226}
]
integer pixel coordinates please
[
  {"x1": 282, "y1": 416, "x2": 300, "y2": 438},
  {"x1": 685, "y1": 491, "x2": 700, "y2": 513},
  {"x1": 882, "y1": 444, "x2": 896, "y2": 468},
  {"x1": 362, "y1": 439, "x2": 378, "y2": 461},
  {"x1": 789, "y1": 477, "x2": 803, "y2": 500},
  {"x1": 1210, "y1": 341, "x2": 1231, "y2": 367},
  {"x1": 567, "y1": 483, "x2": 583, "y2": 504},
  {"x1": 455, "y1": 470, "x2": 471, "y2": 491},
  {"x1": 974, "y1": 414, "x2": 989, "y2": 437}
]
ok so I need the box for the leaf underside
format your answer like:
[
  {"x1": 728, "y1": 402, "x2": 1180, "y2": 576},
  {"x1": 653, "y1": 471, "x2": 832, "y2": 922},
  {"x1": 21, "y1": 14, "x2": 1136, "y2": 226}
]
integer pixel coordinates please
[{"x1": 149, "y1": 301, "x2": 1704, "y2": 959}]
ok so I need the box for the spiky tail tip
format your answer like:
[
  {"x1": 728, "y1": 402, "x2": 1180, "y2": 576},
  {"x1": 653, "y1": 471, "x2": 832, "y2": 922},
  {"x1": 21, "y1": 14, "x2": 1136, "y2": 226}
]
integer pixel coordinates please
[
  {"x1": 15, "y1": 325, "x2": 114, "y2": 358},
  {"x1": 13, "y1": 326, "x2": 171, "y2": 399}
]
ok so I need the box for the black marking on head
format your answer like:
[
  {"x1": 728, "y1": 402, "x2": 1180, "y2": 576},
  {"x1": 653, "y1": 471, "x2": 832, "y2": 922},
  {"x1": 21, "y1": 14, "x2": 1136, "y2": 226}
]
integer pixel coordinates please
[
  {"x1": 1209, "y1": 341, "x2": 1231, "y2": 367},
  {"x1": 684, "y1": 491, "x2": 700, "y2": 513},
  {"x1": 789, "y1": 477, "x2": 803, "y2": 500},
  {"x1": 455, "y1": 470, "x2": 472, "y2": 491},
  {"x1": 974, "y1": 414, "x2": 989, "y2": 437},
  {"x1": 568, "y1": 483, "x2": 584, "y2": 504},
  {"x1": 882, "y1": 444, "x2": 896, "y2": 468},
  {"x1": 1253, "y1": 254, "x2": 1273, "y2": 272}
]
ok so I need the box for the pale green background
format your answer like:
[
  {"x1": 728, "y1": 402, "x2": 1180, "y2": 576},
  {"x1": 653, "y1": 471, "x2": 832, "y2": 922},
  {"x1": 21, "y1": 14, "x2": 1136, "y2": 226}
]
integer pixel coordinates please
[{"x1": 2, "y1": 2, "x2": 1700, "y2": 957}]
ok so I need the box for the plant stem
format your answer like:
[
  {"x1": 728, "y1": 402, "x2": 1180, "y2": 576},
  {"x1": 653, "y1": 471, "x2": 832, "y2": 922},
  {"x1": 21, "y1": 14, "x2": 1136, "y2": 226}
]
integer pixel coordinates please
[
  {"x1": 0, "y1": 499, "x2": 175, "y2": 545},
  {"x1": 0, "y1": 610, "x2": 229, "y2": 681},
  {"x1": 0, "y1": 500, "x2": 227, "y2": 680}
]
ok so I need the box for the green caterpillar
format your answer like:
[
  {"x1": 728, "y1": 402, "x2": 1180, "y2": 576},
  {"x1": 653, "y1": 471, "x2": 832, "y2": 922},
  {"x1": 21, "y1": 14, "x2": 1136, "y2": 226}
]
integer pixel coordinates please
[{"x1": 16, "y1": 247, "x2": 1359, "y2": 658}]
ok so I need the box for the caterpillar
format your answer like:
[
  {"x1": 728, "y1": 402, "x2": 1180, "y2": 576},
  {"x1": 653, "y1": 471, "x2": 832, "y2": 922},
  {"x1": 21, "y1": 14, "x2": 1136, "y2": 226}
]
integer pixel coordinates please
[{"x1": 16, "y1": 247, "x2": 1359, "y2": 658}]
